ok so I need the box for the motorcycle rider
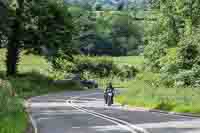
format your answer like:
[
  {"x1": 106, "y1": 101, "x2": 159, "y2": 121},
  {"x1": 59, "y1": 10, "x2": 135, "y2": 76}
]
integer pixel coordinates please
[{"x1": 104, "y1": 82, "x2": 115, "y2": 105}]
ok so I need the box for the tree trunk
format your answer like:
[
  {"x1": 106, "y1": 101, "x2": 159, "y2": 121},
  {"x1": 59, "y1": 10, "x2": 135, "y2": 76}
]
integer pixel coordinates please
[
  {"x1": 6, "y1": 36, "x2": 20, "y2": 76},
  {"x1": 6, "y1": 0, "x2": 24, "y2": 76}
]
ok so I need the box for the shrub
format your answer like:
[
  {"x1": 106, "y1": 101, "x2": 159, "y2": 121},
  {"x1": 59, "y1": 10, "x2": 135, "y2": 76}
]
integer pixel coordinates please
[
  {"x1": 50, "y1": 55, "x2": 139, "y2": 79},
  {"x1": 155, "y1": 97, "x2": 176, "y2": 111},
  {"x1": 175, "y1": 70, "x2": 195, "y2": 86},
  {"x1": 160, "y1": 45, "x2": 200, "y2": 87},
  {"x1": 0, "y1": 79, "x2": 23, "y2": 115},
  {"x1": 117, "y1": 65, "x2": 138, "y2": 79},
  {"x1": 178, "y1": 44, "x2": 199, "y2": 70},
  {"x1": 160, "y1": 48, "x2": 178, "y2": 73},
  {"x1": 73, "y1": 56, "x2": 115, "y2": 77},
  {"x1": 136, "y1": 72, "x2": 161, "y2": 87},
  {"x1": 177, "y1": 34, "x2": 200, "y2": 70},
  {"x1": 144, "y1": 35, "x2": 168, "y2": 72},
  {"x1": 160, "y1": 63, "x2": 179, "y2": 87},
  {"x1": 160, "y1": 64, "x2": 200, "y2": 87}
]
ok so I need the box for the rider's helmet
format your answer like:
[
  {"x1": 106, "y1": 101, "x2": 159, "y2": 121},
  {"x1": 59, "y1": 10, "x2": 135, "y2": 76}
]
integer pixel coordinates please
[{"x1": 108, "y1": 82, "x2": 112, "y2": 88}]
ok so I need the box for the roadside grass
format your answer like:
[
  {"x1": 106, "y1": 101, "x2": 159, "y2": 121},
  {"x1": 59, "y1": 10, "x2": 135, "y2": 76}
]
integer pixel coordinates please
[
  {"x1": 0, "y1": 48, "x2": 82, "y2": 133},
  {"x1": 0, "y1": 112, "x2": 28, "y2": 133},
  {"x1": 112, "y1": 55, "x2": 200, "y2": 114},
  {"x1": 0, "y1": 79, "x2": 28, "y2": 133},
  {"x1": 116, "y1": 79, "x2": 200, "y2": 113}
]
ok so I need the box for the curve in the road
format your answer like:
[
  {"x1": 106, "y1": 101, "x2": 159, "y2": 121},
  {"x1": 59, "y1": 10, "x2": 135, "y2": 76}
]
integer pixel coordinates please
[{"x1": 67, "y1": 93, "x2": 149, "y2": 133}]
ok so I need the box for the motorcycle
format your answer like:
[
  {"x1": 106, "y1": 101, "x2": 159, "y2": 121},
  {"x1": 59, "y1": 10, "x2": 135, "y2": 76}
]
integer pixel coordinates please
[{"x1": 106, "y1": 90, "x2": 114, "y2": 106}]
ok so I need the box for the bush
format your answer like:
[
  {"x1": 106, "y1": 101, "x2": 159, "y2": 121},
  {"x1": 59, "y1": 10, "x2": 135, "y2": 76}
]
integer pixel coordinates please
[
  {"x1": 155, "y1": 97, "x2": 176, "y2": 111},
  {"x1": 174, "y1": 70, "x2": 195, "y2": 86},
  {"x1": 50, "y1": 55, "x2": 139, "y2": 80},
  {"x1": 0, "y1": 79, "x2": 23, "y2": 115},
  {"x1": 178, "y1": 39, "x2": 199, "y2": 70},
  {"x1": 0, "y1": 79, "x2": 27, "y2": 133},
  {"x1": 73, "y1": 56, "x2": 115, "y2": 77},
  {"x1": 144, "y1": 35, "x2": 168, "y2": 72},
  {"x1": 117, "y1": 65, "x2": 138, "y2": 79},
  {"x1": 160, "y1": 64, "x2": 200, "y2": 87},
  {"x1": 136, "y1": 72, "x2": 161, "y2": 87},
  {"x1": 160, "y1": 63, "x2": 179, "y2": 87},
  {"x1": 160, "y1": 45, "x2": 200, "y2": 87}
]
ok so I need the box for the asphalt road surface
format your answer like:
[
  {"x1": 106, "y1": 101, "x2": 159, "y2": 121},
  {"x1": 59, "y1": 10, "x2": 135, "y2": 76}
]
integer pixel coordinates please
[{"x1": 28, "y1": 89, "x2": 200, "y2": 133}]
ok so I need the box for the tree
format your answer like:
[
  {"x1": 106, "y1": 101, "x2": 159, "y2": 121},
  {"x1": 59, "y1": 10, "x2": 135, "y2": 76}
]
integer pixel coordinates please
[
  {"x1": 144, "y1": 0, "x2": 200, "y2": 86},
  {"x1": 0, "y1": 0, "x2": 7, "y2": 21},
  {"x1": 6, "y1": 0, "x2": 24, "y2": 76},
  {"x1": 111, "y1": 12, "x2": 143, "y2": 55},
  {"x1": 3, "y1": 0, "x2": 73, "y2": 76},
  {"x1": 175, "y1": 0, "x2": 200, "y2": 35}
]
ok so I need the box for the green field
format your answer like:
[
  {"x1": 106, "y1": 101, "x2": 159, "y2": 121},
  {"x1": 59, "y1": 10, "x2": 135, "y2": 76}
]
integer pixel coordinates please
[
  {"x1": 0, "y1": 49, "x2": 50, "y2": 74},
  {"x1": 113, "y1": 56, "x2": 144, "y2": 66}
]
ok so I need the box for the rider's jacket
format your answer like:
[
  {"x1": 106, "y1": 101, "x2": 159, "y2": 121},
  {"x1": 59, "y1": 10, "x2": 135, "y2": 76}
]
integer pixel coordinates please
[{"x1": 104, "y1": 87, "x2": 115, "y2": 95}]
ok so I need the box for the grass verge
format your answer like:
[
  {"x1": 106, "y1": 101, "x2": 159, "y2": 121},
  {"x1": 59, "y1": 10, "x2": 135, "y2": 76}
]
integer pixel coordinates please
[
  {"x1": 0, "y1": 112, "x2": 28, "y2": 133},
  {"x1": 113, "y1": 56, "x2": 200, "y2": 114},
  {"x1": 0, "y1": 48, "x2": 83, "y2": 133},
  {"x1": 0, "y1": 79, "x2": 27, "y2": 133},
  {"x1": 116, "y1": 78, "x2": 200, "y2": 114}
]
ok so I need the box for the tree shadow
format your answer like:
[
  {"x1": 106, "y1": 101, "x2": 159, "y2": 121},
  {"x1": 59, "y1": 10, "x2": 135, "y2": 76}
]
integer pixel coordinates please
[{"x1": 0, "y1": 70, "x2": 6, "y2": 79}]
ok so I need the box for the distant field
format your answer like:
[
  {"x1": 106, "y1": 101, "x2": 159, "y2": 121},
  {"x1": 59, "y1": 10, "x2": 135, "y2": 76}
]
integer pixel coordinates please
[
  {"x1": 0, "y1": 49, "x2": 50, "y2": 74},
  {"x1": 113, "y1": 56, "x2": 144, "y2": 66}
]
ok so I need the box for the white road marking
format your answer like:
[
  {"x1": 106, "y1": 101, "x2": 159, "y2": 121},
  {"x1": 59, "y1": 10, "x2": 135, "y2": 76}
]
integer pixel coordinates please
[
  {"x1": 134, "y1": 119, "x2": 200, "y2": 129},
  {"x1": 70, "y1": 104, "x2": 137, "y2": 133},
  {"x1": 67, "y1": 92, "x2": 149, "y2": 133},
  {"x1": 30, "y1": 102, "x2": 71, "y2": 108},
  {"x1": 27, "y1": 90, "x2": 200, "y2": 133},
  {"x1": 149, "y1": 111, "x2": 197, "y2": 119},
  {"x1": 72, "y1": 127, "x2": 81, "y2": 129}
]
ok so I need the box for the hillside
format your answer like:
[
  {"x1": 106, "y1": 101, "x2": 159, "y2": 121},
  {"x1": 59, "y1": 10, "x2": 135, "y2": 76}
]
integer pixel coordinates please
[{"x1": 65, "y1": 0, "x2": 149, "y2": 10}]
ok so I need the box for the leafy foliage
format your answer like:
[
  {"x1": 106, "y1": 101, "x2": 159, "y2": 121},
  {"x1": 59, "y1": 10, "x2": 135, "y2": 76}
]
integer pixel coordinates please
[
  {"x1": 144, "y1": 35, "x2": 168, "y2": 71},
  {"x1": 51, "y1": 55, "x2": 138, "y2": 79},
  {"x1": 177, "y1": 34, "x2": 200, "y2": 70},
  {"x1": 144, "y1": 0, "x2": 200, "y2": 87},
  {"x1": 1, "y1": 0, "x2": 74, "y2": 76},
  {"x1": 0, "y1": 79, "x2": 23, "y2": 115}
]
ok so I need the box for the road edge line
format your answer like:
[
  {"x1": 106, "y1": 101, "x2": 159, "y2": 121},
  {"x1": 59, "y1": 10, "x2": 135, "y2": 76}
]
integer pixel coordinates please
[
  {"x1": 76, "y1": 104, "x2": 149, "y2": 133},
  {"x1": 67, "y1": 91, "x2": 150, "y2": 133},
  {"x1": 69, "y1": 103, "x2": 136, "y2": 133},
  {"x1": 121, "y1": 104, "x2": 200, "y2": 118},
  {"x1": 28, "y1": 113, "x2": 38, "y2": 133},
  {"x1": 24, "y1": 100, "x2": 38, "y2": 133}
]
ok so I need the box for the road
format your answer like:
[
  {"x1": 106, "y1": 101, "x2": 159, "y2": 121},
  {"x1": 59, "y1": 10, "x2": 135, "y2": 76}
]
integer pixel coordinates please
[{"x1": 28, "y1": 89, "x2": 200, "y2": 133}]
